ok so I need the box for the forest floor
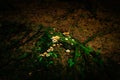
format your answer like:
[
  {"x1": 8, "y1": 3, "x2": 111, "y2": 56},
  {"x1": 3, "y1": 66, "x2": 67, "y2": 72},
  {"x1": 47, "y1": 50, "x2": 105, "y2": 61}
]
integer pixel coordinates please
[{"x1": 0, "y1": 1, "x2": 120, "y2": 80}]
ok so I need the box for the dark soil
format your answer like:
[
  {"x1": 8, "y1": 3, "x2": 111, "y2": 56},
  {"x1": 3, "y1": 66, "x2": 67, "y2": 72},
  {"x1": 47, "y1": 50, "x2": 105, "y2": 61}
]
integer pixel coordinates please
[{"x1": 0, "y1": 0, "x2": 120, "y2": 80}]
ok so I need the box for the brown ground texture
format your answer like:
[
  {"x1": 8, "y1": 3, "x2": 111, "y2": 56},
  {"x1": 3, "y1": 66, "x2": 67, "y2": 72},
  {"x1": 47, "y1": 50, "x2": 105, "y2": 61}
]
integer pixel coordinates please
[{"x1": 0, "y1": 0, "x2": 120, "y2": 80}]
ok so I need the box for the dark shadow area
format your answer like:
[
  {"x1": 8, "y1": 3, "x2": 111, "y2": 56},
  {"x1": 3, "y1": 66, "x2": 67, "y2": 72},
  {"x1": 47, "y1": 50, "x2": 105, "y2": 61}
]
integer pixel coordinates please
[
  {"x1": 0, "y1": 21, "x2": 43, "y2": 69},
  {"x1": 0, "y1": 21, "x2": 28, "y2": 68}
]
